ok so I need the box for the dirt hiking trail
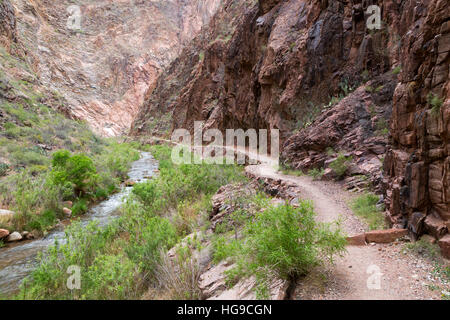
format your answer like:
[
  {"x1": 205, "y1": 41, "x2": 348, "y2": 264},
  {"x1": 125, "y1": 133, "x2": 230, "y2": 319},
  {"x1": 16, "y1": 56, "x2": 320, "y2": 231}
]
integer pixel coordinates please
[{"x1": 148, "y1": 137, "x2": 444, "y2": 299}]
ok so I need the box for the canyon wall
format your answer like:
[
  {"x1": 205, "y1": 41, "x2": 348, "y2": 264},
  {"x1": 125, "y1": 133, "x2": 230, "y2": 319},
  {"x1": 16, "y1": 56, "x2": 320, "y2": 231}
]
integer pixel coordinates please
[
  {"x1": 133, "y1": 0, "x2": 449, "y2": 244},
  {"x1": 6, "y1": 0, "x2": 221, "y2": 136}
]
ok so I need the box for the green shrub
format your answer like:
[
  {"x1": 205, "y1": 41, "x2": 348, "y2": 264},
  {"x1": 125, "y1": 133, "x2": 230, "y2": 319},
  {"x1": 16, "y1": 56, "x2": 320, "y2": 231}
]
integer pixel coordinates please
[
  {"x1": 212, "y1": 235, "x2": 242, "y2": 264},
  {"x1": 350, "y1": 193, "x2": 386, "y2": 230},
  {"x1": 85, "y1": 253, "x2": 137, "y2": 300},
  {"x1": 329, "y1": 153, "x2": 352, "y2": 179},
  {"x1": 219, "y1": 201, "x2": 346, "y2": 297},
  {"x1": 427, "y1": 93, "x2": 443, "y2": 116},
  {"x1": 51, "y1": 150, "x2": 98, "y2": 196},
  {"x1": 20, "y1": 221, "x2": 120, "y2": 299},
  {"x1": 26, "y1": 209, "x2": 58, "y2": 232},
  {"x1": 94, "y1": 188, "x2": 109, "y2": 201},
  {"x1": 71, "y1": 199, "x2": 88, "y2": 216},
  {"x1": 126, "y1": 216, "x2": 178, "y2": 276}
]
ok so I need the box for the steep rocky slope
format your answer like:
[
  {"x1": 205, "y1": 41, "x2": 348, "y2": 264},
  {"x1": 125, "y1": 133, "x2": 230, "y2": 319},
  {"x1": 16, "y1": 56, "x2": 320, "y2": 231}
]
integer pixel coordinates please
[
  {"x1": 6, "y1": 0, "x2": 221, "y2": 136},
  {"x1": 132, "y1": 0, "x2": 449, "y2": 249}
]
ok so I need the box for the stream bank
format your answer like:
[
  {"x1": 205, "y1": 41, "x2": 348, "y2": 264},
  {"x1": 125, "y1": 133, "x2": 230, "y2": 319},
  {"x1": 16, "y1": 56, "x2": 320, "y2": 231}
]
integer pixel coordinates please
[{"x1": 0, "y1": 152, "x2": 158, "y2": 296}]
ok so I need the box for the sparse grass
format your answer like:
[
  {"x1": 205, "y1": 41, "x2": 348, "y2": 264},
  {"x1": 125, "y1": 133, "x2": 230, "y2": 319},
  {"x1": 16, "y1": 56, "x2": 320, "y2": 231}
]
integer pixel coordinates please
[
  {"x1": 350, "y1": 193, "x2": 386, "y2": 230},
  {"x1": 404, "y1": 239, "x2": 440, "y2": 260},
  {"x1": 403, "y1": 238, "x2": 450, "y2": 300},
  {"x1": 308, "y1": 168, "x2": 325, "y2": 180},
  {"x1": 0, "y1": 163, "x2": 9, "y2": 177},
  {"x1": 280, "y1": 163, "x2": 303, "y2": 176},
  {"x1": 375, "y1": 117, "x2": 389, "y2": 136}
]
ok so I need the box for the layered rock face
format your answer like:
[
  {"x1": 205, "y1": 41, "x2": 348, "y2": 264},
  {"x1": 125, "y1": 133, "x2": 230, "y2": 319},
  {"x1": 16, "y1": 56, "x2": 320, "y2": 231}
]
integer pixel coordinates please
[
  {"x1": 382, "y1": 1, "x2": 449, "y2": 239},
  {"x1": 133, "y1": 0, "x2": 396, "y2": 137},
  {"x1": 133, "y1": 0, "x2": 449, "y2": 243},
  {"x1": 0, "y1": 0, "x2": 17, "y2": 51},
  {"x1": 7, "y1": 0, "x2": 221, "y2": 136}
]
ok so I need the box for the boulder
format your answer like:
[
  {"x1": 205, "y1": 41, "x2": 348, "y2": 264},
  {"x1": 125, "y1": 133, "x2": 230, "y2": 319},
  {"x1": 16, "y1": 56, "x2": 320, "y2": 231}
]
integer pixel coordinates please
[
  {"x1": 321, "y1": 168, "x2": 335, "y2": 180},
  {"x1": 424, "y1": 215, "x2": 448, "y2": 239},
  {"x1": 0, "y1": 228, "x2": 9, "y2": 239},
  {"x1": 438, "y1": 234, "x2": 450, "y2": 259},
  {"x1": 7, "y1": 231, "x2": 22, "y2": 242},
  {"x1": 63, "y1": 201, "x2": 73, "y2": 208},
  {"x1": 365, "y1": 228, "x2": 408, "y2": 243},
  {"x1": 63, "y1": 207, "x2": 72, "y2": 217}
]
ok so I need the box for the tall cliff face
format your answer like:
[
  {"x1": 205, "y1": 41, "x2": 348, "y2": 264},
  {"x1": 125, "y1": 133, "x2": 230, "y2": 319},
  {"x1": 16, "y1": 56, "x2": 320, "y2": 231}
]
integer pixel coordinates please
[
  {"x1": 382, "y1": 0, "x2": 449, "y2": 238},
  {"x1": 6, "y1": 0, "x2": 221, "y2": 136},
  {"x1": 132, "y1": 0, "x2": 449, "y2": 241}
]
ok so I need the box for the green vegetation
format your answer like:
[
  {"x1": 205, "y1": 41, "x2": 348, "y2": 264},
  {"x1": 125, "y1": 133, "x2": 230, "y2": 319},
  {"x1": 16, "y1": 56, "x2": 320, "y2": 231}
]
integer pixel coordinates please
[
  {"x1": 329, "y1": 153, "x2": 352, "y2": 179},
  {"x1": 350, "y1": 193, "x2": 386, "y2": 230},
  {"x1": 392, "y1": 65, "x2": 402, "y2": 75},
  {"x1": 292, "y1": 79, "x2": 359, "y2": 132},
  {"x1": 0, "y1": 142, "x2": 140, "y2": 233},
  {"x1": 212, "y1": 198, "x2": 346, "y2": 298},
  {"x1": 280, "y1": 163, "x2": 303, "y2": 176},
  {"x1": 427, "y1": 93, "x2": 443, "y2": 117},
  {"x1": 308, "y1": 168, "x2": 325, "y2": 180},
  {"x1": 18, "y1": 146, "x2": 246, "y2": 299},
  {"x1": 198, "y1": 51, "x2": 205, "y2": 62},
  {"x1": 404, "y1": 238, "x2": 440, "y2": 260},
  {"x1": 375, "y1": 117, "x2": 389, "y2": 136}
]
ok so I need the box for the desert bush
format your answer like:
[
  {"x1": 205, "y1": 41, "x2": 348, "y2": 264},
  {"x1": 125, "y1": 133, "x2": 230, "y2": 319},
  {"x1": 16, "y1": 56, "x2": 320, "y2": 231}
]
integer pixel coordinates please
[
  {"x1": 329, "y1": 153, "x2": 352, "y2": 179},
  {"x1": 51, "y1": 150, "x2": 98, "y2": 196},
  {"x1": 125, "y1": 216, "x2": 178, "y2": 277},
  {"x1": 155, "y1": 246, "x2": 203, "y2": 300},
  {"x1": 427, "y1": 93, "x2": 443, "y2": 116},
  {"x1": 215, "y1": 201, "x2": 347, "y2": 297},
  {"x1": 84, "y1": 253, "x2": 139, "y2": 300},
  {"x1": 71, "y1": 199, "x2": 88, "y2": 216}
]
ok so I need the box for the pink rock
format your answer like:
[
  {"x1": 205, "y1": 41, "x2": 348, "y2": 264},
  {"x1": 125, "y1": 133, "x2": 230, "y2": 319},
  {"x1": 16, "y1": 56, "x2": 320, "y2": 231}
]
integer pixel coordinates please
[
  {"x1": 0, "y1": 228, "x2": 9, "y2": 239},
  {"x1": 365, "y1": 229, "x2": 408, "y2": 243}
]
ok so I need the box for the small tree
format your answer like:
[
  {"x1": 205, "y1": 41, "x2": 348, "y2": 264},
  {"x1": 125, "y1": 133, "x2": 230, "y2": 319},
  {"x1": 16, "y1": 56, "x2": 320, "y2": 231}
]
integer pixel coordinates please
[{"x1": 51, "y1": 150, "x2": 98, "y2": 197}]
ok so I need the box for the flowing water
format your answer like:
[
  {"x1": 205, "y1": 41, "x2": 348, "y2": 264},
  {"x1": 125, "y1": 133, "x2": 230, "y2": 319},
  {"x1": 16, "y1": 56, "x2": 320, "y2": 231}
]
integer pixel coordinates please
[{"x1": 0, "y1": 152, "x2": 158, "y2": 296}]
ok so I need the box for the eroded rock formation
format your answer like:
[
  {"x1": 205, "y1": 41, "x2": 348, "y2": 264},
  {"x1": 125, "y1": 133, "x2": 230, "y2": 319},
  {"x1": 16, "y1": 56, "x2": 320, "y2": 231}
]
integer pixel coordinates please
[{"x1": 7, "y1": 0, "x2": 222, "y2": 136}]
